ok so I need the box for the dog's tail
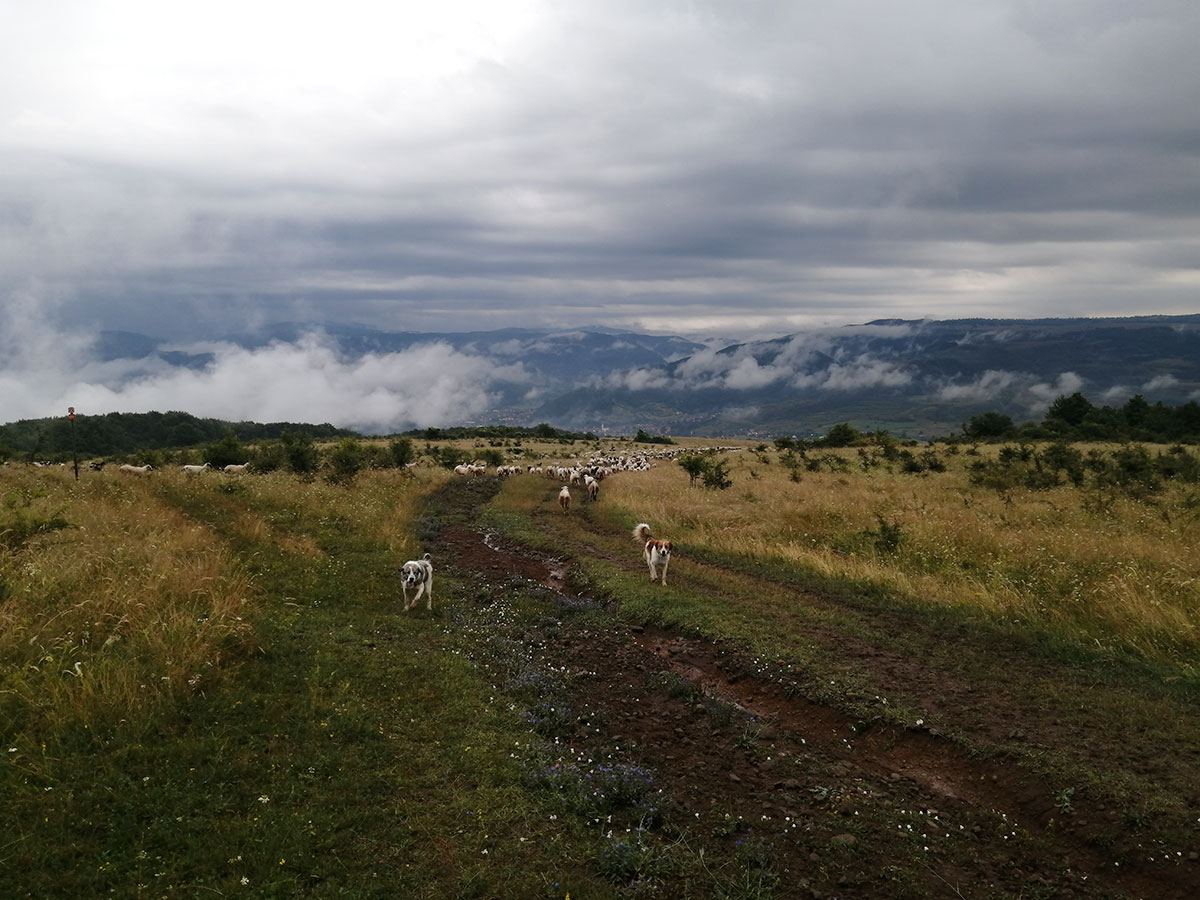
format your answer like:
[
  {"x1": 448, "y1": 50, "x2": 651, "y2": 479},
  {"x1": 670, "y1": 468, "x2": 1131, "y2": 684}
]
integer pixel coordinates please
[
  {"x1": 633, "y1": 522, "x2": 652, "y2": 543},
  {"x1": 423, "y1": 552, "x2": 431, "y2": 561}
]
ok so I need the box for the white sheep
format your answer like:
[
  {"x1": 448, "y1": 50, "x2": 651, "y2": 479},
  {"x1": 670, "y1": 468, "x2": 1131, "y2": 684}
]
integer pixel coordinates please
[
  {"x1": 223, "y1": 463, "x2": 250, "y2": 474},
  {"x1": 118, "y1": 464, "x2": 154, "y2": 475},
  {"x1": 180, "y1": 463, "x2": 211, "y2": 474}
]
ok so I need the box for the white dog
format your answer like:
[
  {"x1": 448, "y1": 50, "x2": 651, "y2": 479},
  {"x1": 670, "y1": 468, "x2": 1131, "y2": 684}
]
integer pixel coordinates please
[
  {"x1": 400, "y1": 552, "x2": 434, "y2": 611},
  {"x1": 633, "y1": 523, "x2": 672, "y2": 585}
]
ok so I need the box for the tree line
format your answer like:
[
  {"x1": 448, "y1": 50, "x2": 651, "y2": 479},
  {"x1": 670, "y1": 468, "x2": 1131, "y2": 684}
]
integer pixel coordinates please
[
  {"x1": 0, "y1": 411, "x2": 354, "y2": 463},
  {"x1": 961, "y1": 393, "x2": 1200, "y2": 443}
]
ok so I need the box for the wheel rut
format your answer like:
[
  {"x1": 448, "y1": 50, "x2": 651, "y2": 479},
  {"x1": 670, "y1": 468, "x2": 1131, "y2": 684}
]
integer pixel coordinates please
[{"x1": 428, "y1": 480, "x2": 1193, "y2": 899}]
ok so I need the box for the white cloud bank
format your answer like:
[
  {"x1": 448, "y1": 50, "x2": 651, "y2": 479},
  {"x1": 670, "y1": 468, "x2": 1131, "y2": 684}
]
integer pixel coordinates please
[
  {"x1": 937, "y1": 370, "x2": 1086, "y2": 417},
  {"x1": 0, "y1": 299, "x2": 527, "y2": 432},
  {"x1": 600, "y1": 331, "x2": 914, "y2": 393}
]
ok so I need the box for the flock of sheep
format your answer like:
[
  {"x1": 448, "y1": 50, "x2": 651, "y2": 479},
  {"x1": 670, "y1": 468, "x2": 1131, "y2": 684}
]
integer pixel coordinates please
[
  {"x1": 115, "y1": 462, "x2": 250, "y2": 476},
  {"x1": 451, "y1": 448, "x2": 705, "y2": 511},
  {"x1": 18, "y1": 445, "x2": 741, "y2": 488}
]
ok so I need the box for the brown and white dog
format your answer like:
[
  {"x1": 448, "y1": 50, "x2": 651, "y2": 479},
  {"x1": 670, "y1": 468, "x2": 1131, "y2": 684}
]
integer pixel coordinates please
[
  {"x1": 400, "y1": 552, "x2": 434, "y2": 611},
  {"x1": 633, "y1": 523, "x2": 672, "y2": 585}
]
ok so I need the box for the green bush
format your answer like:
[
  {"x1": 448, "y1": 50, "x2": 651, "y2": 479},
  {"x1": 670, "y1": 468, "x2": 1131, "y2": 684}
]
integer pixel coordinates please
[
  {"x1": 325, "y1": 438, "x2": 365, "y2": 484},
  {"x1": 678, "y1": 453, "x2": 733, "y2": 489}
]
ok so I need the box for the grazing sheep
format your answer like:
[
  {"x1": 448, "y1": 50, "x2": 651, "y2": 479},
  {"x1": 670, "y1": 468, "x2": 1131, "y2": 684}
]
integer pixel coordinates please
[
  {"x1": 223, "y1": 463, "x2": 250, "y2": 474},
  {"x1": 558, "y1": 485, "x2": 571, "y2": 514},
  {"x1": 118, "y1": 464, "x2": 154, "y2": 476},
  {"x1": 180, "y1": 463, "x2": 211, "y2": 474}
]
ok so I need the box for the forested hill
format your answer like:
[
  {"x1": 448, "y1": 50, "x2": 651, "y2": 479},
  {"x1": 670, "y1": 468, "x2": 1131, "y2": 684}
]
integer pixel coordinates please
[{"x1": 0, "y1": 411, "x2": 353, "y2": 460}]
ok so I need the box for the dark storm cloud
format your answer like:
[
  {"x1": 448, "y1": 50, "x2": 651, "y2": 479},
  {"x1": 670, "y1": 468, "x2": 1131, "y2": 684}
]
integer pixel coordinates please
[{"x1": 2, "y1": 0, "x2": 1199, "y2": 425}]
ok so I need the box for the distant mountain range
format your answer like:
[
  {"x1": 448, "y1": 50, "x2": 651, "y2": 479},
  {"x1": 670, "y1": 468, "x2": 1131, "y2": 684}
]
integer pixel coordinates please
[{"x1": 93, "y1": 316, "x2": 1200, "y2": 438}]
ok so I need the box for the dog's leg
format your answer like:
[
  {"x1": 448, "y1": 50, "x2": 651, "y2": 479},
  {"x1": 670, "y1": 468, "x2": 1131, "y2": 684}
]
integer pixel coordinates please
[
  {"x1": 425, "y1": 575, "x2": 433, "y2": 611},
  {"x1": 660, "y1": 558, "x2": 669, "y2": 586}
]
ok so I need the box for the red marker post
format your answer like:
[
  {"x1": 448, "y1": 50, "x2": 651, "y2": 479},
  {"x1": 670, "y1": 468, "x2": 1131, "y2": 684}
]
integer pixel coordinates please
[{"x1": 67, "y1": 407, "x2": 78, "y2": 480}]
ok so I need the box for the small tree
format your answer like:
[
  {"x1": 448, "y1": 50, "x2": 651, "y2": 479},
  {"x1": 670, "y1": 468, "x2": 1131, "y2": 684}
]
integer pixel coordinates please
[
  {"x1": 678, "y1": 453, "x2": 733, "y2": 489},
  {"x1": 204, "y1": 429, "x2": 246, "y2": 468},
  {"x1": 389, "y1": 437, "x2": 415, "y2": 468},
  {"x1": 635, "y1": 429, "x2": 675, "y2": 445},
  {"x1": 1046, "y1": 393, "x2": 1094, "y2": 428},
  {"x1": 700, "y1": 457, "x2": 733, "y2": 490},
  {"x1": 250, "y1": 440, "x2": 285, "y2": 473},
  {"x1": 870, "y1": 429, "x2": 901, "y2": 461},
  {"x1": 820, "y1": 423, "x2": 863, "y2": 447},
  {"x1": 479, "y1": 448, "x2": 505, "y2": 468},
  {"x1": 325, "y1": 438, "x2": 364, "y2": 484},
  {"x1": 964, "y1": 412, "x2": 1016, "y2": 439},
  {"x1": 433, "y1": 446, "x2": 472, "y2": 469},
  {"x1": 281, "y1": 430, "x2": 320, "y2": 475},
  {"x1": 678, "y1": 454, "x2": 708, "y2": 487}
]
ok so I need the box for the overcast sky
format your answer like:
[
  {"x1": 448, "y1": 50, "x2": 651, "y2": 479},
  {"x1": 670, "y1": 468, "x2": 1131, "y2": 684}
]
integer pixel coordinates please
[{"x1": 2, "y1": 0, "x2": 1198, "y2": 427}]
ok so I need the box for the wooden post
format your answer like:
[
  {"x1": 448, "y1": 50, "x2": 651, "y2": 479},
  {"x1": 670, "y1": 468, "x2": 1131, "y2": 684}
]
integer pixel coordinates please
[{"x1": 68, "y1": 407, "x2": 78, "y2": 480}]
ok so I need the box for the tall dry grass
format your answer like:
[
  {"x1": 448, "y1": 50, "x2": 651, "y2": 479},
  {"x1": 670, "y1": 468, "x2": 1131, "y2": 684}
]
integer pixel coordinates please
[
  {"x1": 601, "y1": 445, "x2": 1200, "y2": 667},
  {"x1": 0, "y1": 462, "x2": 451, "y2": 742},
  {"x1": 207, "y1": 465, "x2": 450, "y2": 557},
  {"x1": 0, "y1": 466, "x2": 255, "y2": 735}
]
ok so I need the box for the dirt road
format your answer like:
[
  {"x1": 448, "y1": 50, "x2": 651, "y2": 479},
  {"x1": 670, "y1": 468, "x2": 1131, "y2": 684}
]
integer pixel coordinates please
[{"x1": 429, "y1": 477, "x2": 1196, "y2": 899}]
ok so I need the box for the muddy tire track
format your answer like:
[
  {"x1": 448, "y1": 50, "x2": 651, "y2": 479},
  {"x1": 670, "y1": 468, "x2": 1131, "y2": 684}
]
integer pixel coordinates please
[{"x1": 427, "y1": 479, "x2": 1194, "y2": 899}]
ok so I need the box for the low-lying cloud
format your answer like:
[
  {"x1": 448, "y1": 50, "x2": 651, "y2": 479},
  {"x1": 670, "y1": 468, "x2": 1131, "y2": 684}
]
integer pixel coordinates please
[
  {"x1": 0, "y1": 300, "x2": 528, "y2": 432},
  {"x1": 599, "y1": 330, "x2": 915, "y2": 394},
  {"x1": 936, "y1": 370, "x2": 1086, "y2": 417}
]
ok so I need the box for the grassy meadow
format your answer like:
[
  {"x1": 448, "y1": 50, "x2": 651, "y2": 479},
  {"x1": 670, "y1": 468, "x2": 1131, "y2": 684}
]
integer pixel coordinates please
[
  {"x1": 2, "y1": 434, "x2": 1199, "y2": 897},
  {"x1": 600, "y1": 443, "x2": 1200, "y2": 669}
]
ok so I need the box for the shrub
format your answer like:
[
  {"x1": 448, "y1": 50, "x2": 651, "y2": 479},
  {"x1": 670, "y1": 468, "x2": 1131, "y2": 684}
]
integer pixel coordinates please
[
  {"x1": 431, "y1": 446, "x2": 472, "y2": 469},
  {"x1": 965, "y1": 411, "x2": 1017, "y2": 439},
  {"x1": 389, "y1": 437, "x2": 415, "y2": 468},
  {"x1": 820, "y1": 422, "x2": 863, "y2": 447},
  {"x1": 679, "y1": 453, "x2": 731, "y2": 488},
  {"x1": 281, "y1": 430, "x2": 320, "y2": 474},
  {"x1": 635, "y1": 429, "x2": 675, "y2": 445},
  {"x1": 325, "y1": 438, "x2": 365, "y2": 484},
  {"x1": 1038, "y1": 442, "x2": 1085, "y2": 486},
  {"x1": 872, "y1": 517, "x2": 905, "y2": 555},
  {"x1": 203, "y1": 430, "x2": 247, "y2": 468},
  {"x1": 701, "y1": 457, "x2": 733, "y2": 490}
]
